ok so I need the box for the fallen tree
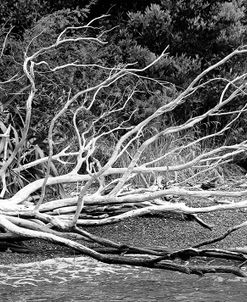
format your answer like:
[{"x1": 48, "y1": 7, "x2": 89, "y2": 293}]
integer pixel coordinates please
[{"x1": 1, "y1": 16, "x2": 247, "y2": 277}]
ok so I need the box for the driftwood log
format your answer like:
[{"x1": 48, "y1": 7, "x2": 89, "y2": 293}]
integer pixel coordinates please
[{"x1": 1, "y1": 17, "x2": 247, "y2": 277}]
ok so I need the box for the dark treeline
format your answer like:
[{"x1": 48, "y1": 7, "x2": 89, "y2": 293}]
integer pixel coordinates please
[{"x1": 1, "y1": 0, "x2": 247, "y2": 147}]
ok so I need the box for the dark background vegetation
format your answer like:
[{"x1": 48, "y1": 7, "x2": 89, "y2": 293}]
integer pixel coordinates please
[{"x1": 1, "y1": 0, "x2": 247, "y2": 194}]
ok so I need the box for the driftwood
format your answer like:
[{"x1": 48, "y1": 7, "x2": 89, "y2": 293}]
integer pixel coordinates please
[{"x1": 1, "y1": 17, "x2": 247, "y2": 277}]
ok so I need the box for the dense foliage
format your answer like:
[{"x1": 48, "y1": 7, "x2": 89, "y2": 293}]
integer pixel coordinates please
[{"x1": 1, "y1": 0, "x2": 247, "y2": 194}]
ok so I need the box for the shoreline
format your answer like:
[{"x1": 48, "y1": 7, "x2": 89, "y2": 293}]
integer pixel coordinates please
[{"x1": 1, "y1": 207, "x2": 247, "y2": 265}]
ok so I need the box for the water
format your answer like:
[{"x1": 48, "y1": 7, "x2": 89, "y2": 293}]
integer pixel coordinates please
[{"x1": 0, "y1": 256, "x2": 247, "y2": 301}]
